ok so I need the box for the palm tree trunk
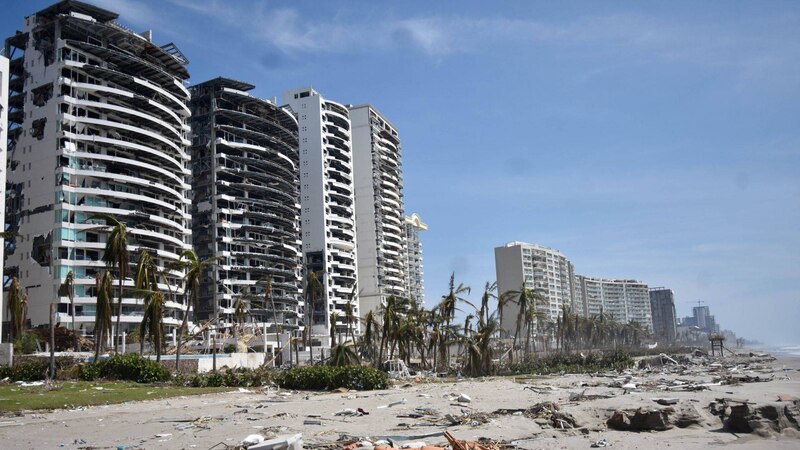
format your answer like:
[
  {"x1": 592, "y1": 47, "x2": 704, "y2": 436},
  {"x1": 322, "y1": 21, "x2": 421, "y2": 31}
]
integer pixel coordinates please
[
  {"x1": 175, "y1": 309, "x2": 189, "y2": 373},
  {"x1": 115, "y1": 278, "x2": 123, "y2": 353}
]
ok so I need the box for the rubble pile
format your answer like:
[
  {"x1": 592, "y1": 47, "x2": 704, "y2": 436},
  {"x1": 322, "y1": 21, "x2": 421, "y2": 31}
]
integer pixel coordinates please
[
  {"x1": 606, "y1": 402, "x2": 706, "y2": 431},
  {"x1": 709, "y1": 398, "x2": 800, "y2": 437}
]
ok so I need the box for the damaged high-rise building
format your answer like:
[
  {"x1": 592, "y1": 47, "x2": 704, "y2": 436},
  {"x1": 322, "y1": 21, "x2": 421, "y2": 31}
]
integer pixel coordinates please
[
  {"x1": 283, "y1": 87, "x2": 359, "y2": 347},
  {"x1": 349, "y1": 105, "x2": 406, "y2": 320},
  {"x1": 403, "y1": 213, "x2": 427, "y2": 305},
  {"x1": 2, "y1": 1, "x2": 192, "y2": 336},
  {"x1": 189, "y1": 78, "x2": 303, "y2": 348},
  {"x1": 0, "y1": 54, "x2": 8, "y2": 339}
]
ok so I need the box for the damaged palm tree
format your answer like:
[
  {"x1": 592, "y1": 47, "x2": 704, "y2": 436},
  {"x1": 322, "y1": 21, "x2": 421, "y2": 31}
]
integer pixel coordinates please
[
  {"x1": 94, "y1": 272, "x2": 113, "y2": 362},
  {"x1": 57, "y1": 270, "x2": 77, "y2": 349},
  {"x1": 91, "y1": 213, "x2": 129, "y2": 354},
  {"x1": 6, "y1": 277, "x2": 28, "y2": 341}
]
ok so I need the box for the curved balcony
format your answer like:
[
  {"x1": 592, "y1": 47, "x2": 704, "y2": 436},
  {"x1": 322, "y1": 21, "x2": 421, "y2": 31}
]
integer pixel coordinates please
[{"x1": 62, "y1": 131, "x2": 188, "y2": 175}]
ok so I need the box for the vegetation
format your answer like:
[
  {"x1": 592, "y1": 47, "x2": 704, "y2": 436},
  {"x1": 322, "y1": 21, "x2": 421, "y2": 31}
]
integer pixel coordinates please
[
  {"x1": 0, "y1": 381, "x2": 232, "y2": 412},
  {"x1": 502, "y1": 349, "x2": 634, "y2": 375},
  {"x1": 175, "y1": 367, "x2": 272, "y2": 388},
  {"x1": 6, "y1": 277, "x2": 28, "y2": 341},
  {"x1": 79, "y1": 353, "x2": 171, "y2": 383},
  {"x1": 275, "y1": 365, "x2": 388, "y2": 391}
]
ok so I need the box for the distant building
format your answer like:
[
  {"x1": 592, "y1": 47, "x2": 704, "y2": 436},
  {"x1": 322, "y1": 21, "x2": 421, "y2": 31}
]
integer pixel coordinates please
[
  {"x1": 495, "y1": 241, "x2": 576, "y2": 335},
  {"x1": 574, "y1": 276, "x2": 653, "y2": 330},
  {"x1": 403, "y1": 213, "x2": 427, "y2": 305},
  {"x1": 349, "y1": 105, "x2": 406, "y2": 319},
  {"x1": 649, "y1": 288, "x2": 677, "y2": 342}
]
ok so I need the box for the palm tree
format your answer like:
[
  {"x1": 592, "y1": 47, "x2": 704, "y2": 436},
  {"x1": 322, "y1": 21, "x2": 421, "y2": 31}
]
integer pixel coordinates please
[
  {"x1": 329, "y1": 311, "x2": 338, "y2": 347},
  {"x1": 344, "y1": 282, "x2": 358, "y2": 345},
  {"x1": 438, "y1": 273, "x2": 471, "y2": 367},
  {"x1": 510, "y1": 282, "x2": 547, "y2": 361},
  {"x1": 360, "y1": 310, "x2": 378, "y2": 364},
  {"x1": 58, "y1": 270, "x2": 76, "y2": 348},
  {"x1": 140, "y1": 290, "x2": 165, "y2": 362},
  {"x1": 174, "y1": 250, "x2": 217, "y2": 371},
  {"x1": 232, "y1": 295, "x2": 249, "y2": 339},
  {"x1": 94, "y1": 272, "x2": 114, "y2": 362},
  {"x1": 6, "y1": 277, "x2": 28, "y2": 341},
  {"x1": 134, "y1": 249, "x2": 158, "y2": 355},
  {"x1": 92, "y1": 213, "x2": 129, "y2": 353},
  {"x1": 329, "y1": 343, "x2": 360, "y2": 367},
  {"x1": 304, "y1": 271, "x2": 323, "y2": 362},
  {"x1": 478, "y1": 282, "x2": 496, "y2": 327}
]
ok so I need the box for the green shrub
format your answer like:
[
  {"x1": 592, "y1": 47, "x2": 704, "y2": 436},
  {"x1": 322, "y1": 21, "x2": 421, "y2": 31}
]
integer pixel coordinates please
[
  {"x1": 13, "y1": 332, "x2": 40, "y2": 355},
  {"x1": 503, "y1": 349, "x2": 633, "y2": 375},
  {"x1": 78, "y1": 354, "x2": 170, "y2": 383},
  {"x1": 0, "y1": 360, "x2": 49, "y2": 381},
  {"x1": 275, "y1": 365, "x2": 387, "y2": 391},
  {"x1": 174, "y1": 367, "x2": 272, "y2": 388},
  {"x1": 78, "y1": 362, "x2": 104, "y2": 381}
]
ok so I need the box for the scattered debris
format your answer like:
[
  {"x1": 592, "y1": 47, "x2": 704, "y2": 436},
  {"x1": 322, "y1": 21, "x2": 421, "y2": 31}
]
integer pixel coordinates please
[{"x1": 590, "y1": 439, "x2": 612, "y2": 448}]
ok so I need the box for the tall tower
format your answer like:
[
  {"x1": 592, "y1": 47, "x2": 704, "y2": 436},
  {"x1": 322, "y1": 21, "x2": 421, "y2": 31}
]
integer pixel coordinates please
[
  {"x1": 649, "y1": 287, "x2": 677, "y2": 341},
  {"x1": 349, "y1": 105, "x2": 406, "y2": 319},
  {"x1": 3, "y1": 1, "x2": 192, "y2": 335},
  {"x1": 283, "y1": 88, "x2": 358, "y2": 346},
  {"x1": 190, "y1": 78, "x2": 302, "y2": 348},
  {"x1": 0, "y1": 55, "x2": 9, "y2": 339},
  {"x1": 403, "y1": 213, "x2": 427, "y2": 305}
]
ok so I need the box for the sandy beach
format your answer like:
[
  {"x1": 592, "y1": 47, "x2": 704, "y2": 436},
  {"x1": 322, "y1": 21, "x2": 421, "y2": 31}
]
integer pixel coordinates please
[{"x1": 1, "y1": 353, "x2": 798, "y2": 450}]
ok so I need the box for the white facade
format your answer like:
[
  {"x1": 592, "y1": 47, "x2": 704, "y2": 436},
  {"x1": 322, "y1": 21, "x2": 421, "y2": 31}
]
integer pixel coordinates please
[
  {"x1": 495, "y1": 241, "x2": 576, "y2": 335},
  {"x1": 575, "y1": 275, "x2": 652, "y2": 329},
  {"x1": 283, "y1": 87, "x2": 359, "y2": 346},
  {"x1": 403, "y1": 213, "x2": 427, "y2": 305},
  {"x1": 349, "y1": 105, "x2": 406, "y2": 319},
  {"x1": 0, "y1": 55, "x2": 8, "y2": 339},
  {"x1": 2, "y1": 2, "x2": 191, "y2": 334}
]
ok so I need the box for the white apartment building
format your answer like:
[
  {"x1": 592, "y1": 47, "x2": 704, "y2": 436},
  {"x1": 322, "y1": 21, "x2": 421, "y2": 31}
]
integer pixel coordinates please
[
  {"x1": 190, "y1": 78, "x2": 303, "y2": 345},
  {"x1": 283, "y1": 87, "x2": 359, "y2": 346},
  {"x1": 349, "y1": 105, "x2": 406, "y2": 319},
  {"x1": 575, "y1": 275, "x2": 652, "y2": 329},
  {"x1": 495, "y1": 241, "x2": 576, "y2": 336},
  {"x1": 2, "y1": 1, "x2": 192, "y2": 335},
  {"x1": 404, "y1": 213, "x2": 427, "y2": 305},
  {"x1": 0, "y1": 55, "x2": 8, "y2": 339}
]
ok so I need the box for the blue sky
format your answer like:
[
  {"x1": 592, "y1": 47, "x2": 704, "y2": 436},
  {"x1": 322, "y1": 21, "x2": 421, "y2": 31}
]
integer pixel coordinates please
[{"x1": 4, "y1": 1, "x2": 799, "y2": 345}]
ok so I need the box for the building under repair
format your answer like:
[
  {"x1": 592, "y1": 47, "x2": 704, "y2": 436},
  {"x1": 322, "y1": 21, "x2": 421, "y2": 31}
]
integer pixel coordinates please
[
  {"x1": 2, "y1": 0, "x2": 192, "y2": 337},
  {"x1": 189, "y1": 78, "x2": 303, "y2": 354}
]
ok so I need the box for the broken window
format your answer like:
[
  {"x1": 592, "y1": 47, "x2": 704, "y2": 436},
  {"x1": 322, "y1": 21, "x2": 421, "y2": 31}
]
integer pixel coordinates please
[
  {"x1": 30, "y1": 118, "x2": 46, "y2": 140},
  {"x1": 31, "y1": 83, "x2": 53, "y2": 107},
  {"x1": 31, "y1": 232, "x2": 52, "y2": 267}
]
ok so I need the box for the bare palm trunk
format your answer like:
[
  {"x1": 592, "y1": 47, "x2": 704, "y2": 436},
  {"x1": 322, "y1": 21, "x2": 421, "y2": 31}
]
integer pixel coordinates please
[{"x1": 115, "y1": 278, "x2": 123, "y2": 354}]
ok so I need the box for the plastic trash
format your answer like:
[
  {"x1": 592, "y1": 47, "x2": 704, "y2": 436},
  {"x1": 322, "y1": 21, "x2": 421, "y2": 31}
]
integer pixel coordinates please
[
  {"x1": 243, "y1": 434, "x2": 265, "y2": 446},
  {"x1": 457, "y1": 393, "x2": 471, "y2": 403}
]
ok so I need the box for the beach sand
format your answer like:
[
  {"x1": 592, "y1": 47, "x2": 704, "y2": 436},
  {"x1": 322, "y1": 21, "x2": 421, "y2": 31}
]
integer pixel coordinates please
[{"x1": 1, "y1": 353, "x2": 798, "y2": 450}]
